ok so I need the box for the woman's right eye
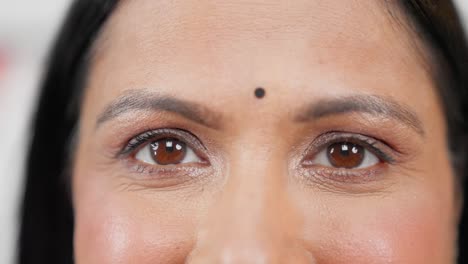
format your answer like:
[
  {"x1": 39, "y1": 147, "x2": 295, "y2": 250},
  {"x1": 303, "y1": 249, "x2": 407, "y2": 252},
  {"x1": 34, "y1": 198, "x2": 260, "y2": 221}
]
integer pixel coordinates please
[
  {"x1": 309, "y1": 141, "x2": 380, "y2": 169},
  {"x1": 135, "y1": 137, "x2": 202, "y2": 165}
]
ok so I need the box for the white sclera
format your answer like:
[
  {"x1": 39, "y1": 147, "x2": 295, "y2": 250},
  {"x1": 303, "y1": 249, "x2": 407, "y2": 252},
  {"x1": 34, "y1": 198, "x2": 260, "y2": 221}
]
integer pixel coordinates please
[
  {"x1": 135, "y1": 141, "x2": 201, "y2": 165},
  {"x1": 310, "y1": 145, "x2": 379, "y2": 169}
]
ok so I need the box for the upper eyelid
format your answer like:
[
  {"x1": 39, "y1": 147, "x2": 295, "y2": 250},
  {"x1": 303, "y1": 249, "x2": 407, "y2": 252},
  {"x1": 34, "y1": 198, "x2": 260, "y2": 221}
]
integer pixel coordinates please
[{"x1": 306, "y1": 132, "x2": 397, "y2": 163}]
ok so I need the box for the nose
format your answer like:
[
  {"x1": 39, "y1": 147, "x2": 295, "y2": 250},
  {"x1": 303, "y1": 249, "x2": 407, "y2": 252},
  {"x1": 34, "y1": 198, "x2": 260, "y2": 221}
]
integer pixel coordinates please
[{"x1": 187, "y1": 147, "x2": 315, "y2": 263}]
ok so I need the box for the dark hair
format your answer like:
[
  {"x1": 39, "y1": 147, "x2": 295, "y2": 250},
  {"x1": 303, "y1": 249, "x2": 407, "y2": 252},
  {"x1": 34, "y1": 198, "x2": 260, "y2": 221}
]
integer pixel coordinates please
[{"x1": 17, "y1": 0, "x2": 468, "y2": 263}]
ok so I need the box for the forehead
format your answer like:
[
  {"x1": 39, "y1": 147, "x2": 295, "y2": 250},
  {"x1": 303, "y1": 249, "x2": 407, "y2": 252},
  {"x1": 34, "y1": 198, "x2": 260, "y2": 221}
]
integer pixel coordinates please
[
  {"x1": 85, "y1": 0, "x2": 435, "y2": 125},
  {"x1": 104, "y1": 0, "x2": 393, "y2": 41},
  {"x1": 93, "y1": 0, "x2": 419, "y2": 73}
]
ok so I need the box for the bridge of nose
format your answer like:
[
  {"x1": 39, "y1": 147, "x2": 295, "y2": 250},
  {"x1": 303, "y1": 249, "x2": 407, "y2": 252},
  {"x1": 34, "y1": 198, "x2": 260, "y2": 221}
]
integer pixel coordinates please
[{"x1": 186, "y1": 143, "x2": 315, "y2": 263}]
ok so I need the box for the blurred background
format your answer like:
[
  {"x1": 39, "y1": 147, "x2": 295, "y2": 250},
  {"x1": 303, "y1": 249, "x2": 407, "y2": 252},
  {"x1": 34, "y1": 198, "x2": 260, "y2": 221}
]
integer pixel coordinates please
[
  {"x1": 0, "y1": 0, "x2": 467, "y2": 263},
  {"x1": 0, "y1": 1, "x2": 72, "y2": 262}
]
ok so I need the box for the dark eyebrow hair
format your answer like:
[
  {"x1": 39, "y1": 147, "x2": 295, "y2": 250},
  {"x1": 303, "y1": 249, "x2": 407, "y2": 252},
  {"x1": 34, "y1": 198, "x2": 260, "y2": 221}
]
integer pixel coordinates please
[
  {"x1": 96, "y1": 90, "x2": 222, "y2": 129},
  {"x1": 295, "y1": 94, "x2": 425, "y2": 136}
]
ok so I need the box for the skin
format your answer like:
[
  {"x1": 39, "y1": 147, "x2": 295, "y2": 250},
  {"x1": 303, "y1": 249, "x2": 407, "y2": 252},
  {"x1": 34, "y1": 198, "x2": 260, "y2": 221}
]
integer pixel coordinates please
[{"x1": 72, "y1": 0, "x2": 460, "y2": 263}]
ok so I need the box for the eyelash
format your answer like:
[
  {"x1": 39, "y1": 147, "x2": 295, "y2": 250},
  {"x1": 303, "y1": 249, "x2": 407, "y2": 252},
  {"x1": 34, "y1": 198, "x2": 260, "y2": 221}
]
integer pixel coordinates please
[
  {"x1": 300, "y1": 131, "x2": 397, "y2": 183},
  {"x1": 118, "y1": 128, "x2": 206, "y2": 158},
  {"x1": 306, "y1": 132, "x2": 396, "y2": 163},
  {"x1": 116, "y1": 128, "x2": 210, "y2": 182},
  {"x1": 118, "y1": 129, "x2": 397, "y2": 184}
]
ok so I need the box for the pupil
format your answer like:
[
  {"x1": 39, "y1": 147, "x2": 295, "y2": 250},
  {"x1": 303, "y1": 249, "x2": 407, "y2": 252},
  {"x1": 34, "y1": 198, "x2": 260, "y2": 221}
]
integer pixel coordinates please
[
  {"x1": 150, "y1": 138, "x2": 187, "y2": 165},
  {"x1": 165, "y1": 140, "x2": 174, "y2": 153},
  {"x1": 327, "y1": 142, "x2": 365, "y2": 168},
  {"x1": 340, "y1": 144, "x2": 350, "y2": 156}
]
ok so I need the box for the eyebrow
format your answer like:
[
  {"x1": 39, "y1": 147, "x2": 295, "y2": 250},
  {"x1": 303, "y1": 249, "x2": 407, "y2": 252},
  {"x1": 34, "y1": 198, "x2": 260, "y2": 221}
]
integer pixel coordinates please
[
  {"x1": 295, "y1": 94, "x2": 425, "y2": 136},
  {"x1": 97, "y1": 91, "x2": 424, "y2": 136},
  {"x1": 96, "y1": 90, "x2": 222, "y2": 129}
]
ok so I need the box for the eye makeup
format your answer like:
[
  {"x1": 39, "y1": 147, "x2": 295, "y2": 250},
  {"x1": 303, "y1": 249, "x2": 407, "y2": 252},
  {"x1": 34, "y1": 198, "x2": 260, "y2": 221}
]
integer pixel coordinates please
[
  {"x1": 297, "y1": 131, "x2": 400, "y2": 187},
  {"x1": 110, "y1": 122, "x2": 405, "y2": 191},
  {"x1": 111, "y1": 128, "x2": 213, "y2": 186},
  {"x1": 117, "y1": 128, "x2": 207, "y2": 159},
  {"x1": 304, "y1": 131, "x2": 398, "y2": 165}
]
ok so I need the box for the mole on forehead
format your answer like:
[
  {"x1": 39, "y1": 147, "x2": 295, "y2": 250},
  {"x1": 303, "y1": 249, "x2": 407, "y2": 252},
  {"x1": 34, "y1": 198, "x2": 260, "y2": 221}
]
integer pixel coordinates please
[{"x1": 255, "y1": 87, "x2": 266, "y2": 99}]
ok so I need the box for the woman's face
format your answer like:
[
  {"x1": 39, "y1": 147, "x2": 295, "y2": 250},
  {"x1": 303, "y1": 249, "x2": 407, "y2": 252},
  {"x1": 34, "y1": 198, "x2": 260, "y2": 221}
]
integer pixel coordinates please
[{"x1": 72, "y1": 0, "x2": 459, "y2": 263}]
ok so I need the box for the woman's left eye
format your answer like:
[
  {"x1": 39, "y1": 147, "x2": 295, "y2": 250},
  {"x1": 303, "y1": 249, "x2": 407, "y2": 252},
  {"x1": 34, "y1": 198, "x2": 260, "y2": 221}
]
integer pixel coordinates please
[
  {"x1": 309, "y1": 142, "x2": 380, "y2": 169},
  {"x1": 135, "y1": 138, "x2": 202, "y2": 165}
]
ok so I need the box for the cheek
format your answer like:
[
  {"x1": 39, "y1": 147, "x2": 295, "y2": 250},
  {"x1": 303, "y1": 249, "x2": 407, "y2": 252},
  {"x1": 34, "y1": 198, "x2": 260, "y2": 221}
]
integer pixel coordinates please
[
  {"x1": 307, "y1": 193, "x2": 455, "y2": 263},
  {"x1": 73, "y1": 179, "x2": 195, "y2": 264},
  {"x1": 362, "y1": 200, "x2": 450, "y2": 263}
]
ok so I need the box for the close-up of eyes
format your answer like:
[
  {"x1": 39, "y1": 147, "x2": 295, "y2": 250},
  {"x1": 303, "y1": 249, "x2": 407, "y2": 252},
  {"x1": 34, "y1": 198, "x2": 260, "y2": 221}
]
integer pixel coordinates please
[
  {"x1": 122, "y1": 129, "x2": 206, "y2": 167},
  {"x1": 304, "y1": 133, "x2": 396, "y2": 170},
  {"x1": 135, "y1": 138, "x2": 201, "y2": 165},
  {"x1": 11, "y1": 0, "x2": 468, "y2": 263},
  {"x1": 310, "y1": 141, "x2": 379, "y2": 169},
  {"x1": 124, "y1": 129, "x2": 394, "y2": 176}
]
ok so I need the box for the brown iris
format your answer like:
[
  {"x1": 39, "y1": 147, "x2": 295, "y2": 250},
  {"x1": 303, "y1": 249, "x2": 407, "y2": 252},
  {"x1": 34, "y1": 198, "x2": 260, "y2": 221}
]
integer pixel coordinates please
[
  {"x1": 149, "y1": 138, "x2": 187, "y2": 165},
  {"x1": 327, "y1": 142, "x2": 365, "y2": 168}
]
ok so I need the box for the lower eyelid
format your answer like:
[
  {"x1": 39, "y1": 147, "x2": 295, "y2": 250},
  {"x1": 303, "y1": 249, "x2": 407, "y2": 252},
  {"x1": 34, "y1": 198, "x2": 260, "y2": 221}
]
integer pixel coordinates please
[
  {"x1": 123, "y1": 166, "x2": 207, "y2": 189},
  {"x1": 298, "y1": 164, "x2": 388, "y2": 186},
  {"x1": 121, "y1": 157, "x2": 211, "y2": 180}
]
